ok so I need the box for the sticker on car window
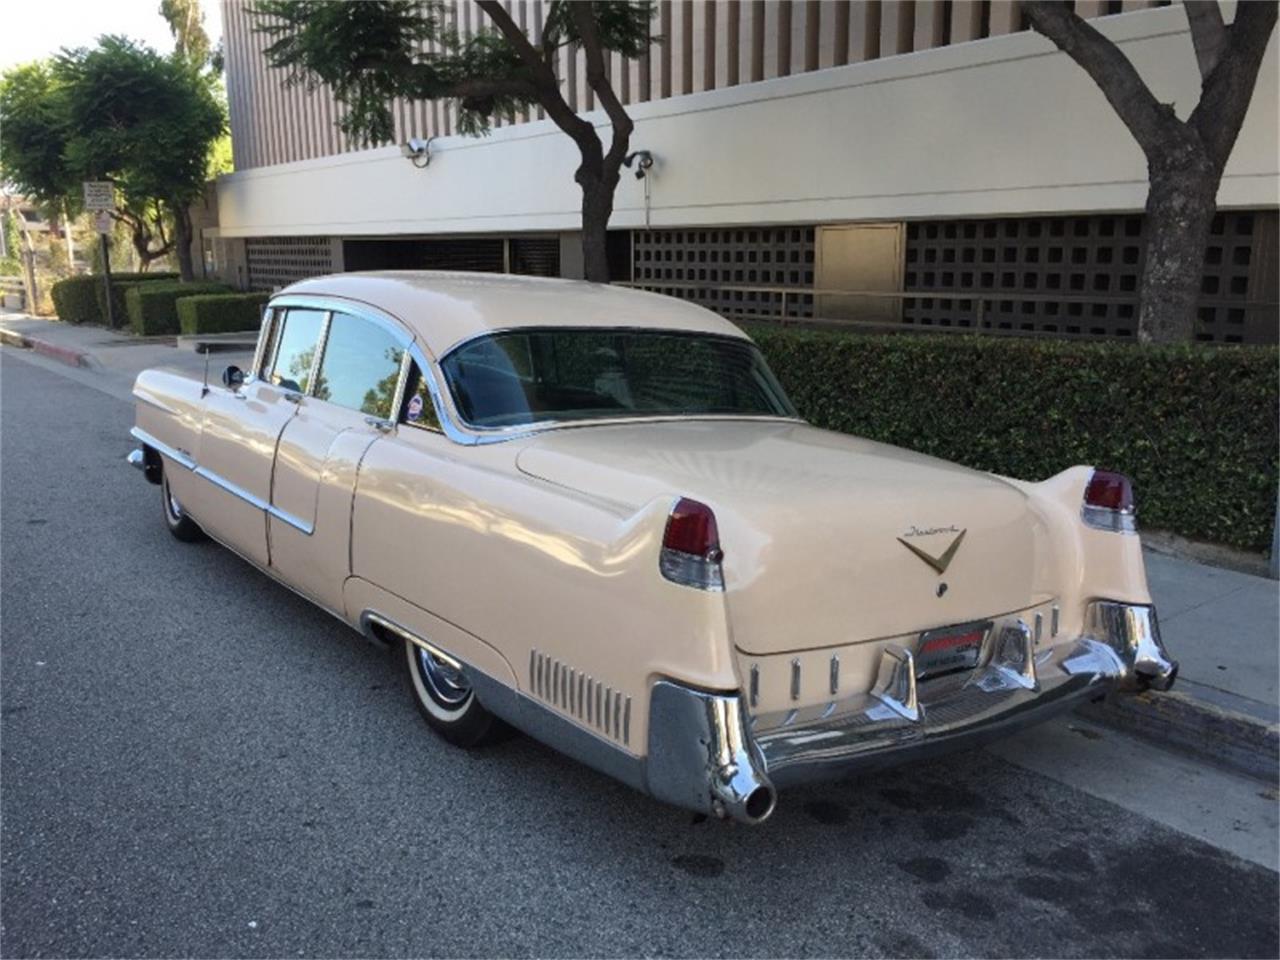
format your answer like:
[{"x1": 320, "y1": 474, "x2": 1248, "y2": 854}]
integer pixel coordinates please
[{"x1": 407, "y1": 394, "x2": 424, "y2": 422}]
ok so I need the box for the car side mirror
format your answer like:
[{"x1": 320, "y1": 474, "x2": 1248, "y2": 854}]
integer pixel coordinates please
[{"x1": 221, "y1": 365, "x2": 245, "y2": 389}]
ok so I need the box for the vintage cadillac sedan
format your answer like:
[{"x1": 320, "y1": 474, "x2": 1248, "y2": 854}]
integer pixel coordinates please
[{"x1": 128, "y1": 272, "x2": 1177, "y2": 824}]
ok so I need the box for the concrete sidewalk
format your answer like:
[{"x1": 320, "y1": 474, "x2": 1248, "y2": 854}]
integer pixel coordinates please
[
  {"x1": 1092, "y1": 552, "x2": 1280, "y2": 781},
  {"x1": 3, "y1": 310, "x2": 1277, "y2": 778},
  {"x1": 0, "y1": 313, "x2": 253, "y2": 398}
]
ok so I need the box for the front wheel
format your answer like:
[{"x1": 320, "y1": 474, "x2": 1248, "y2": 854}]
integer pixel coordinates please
[
  {"x1": 404, "y1": 639, "x2": 506, "y2": 747},
  {"x1": 161, "y1": 468, "x2": 206, "y2": 543}
]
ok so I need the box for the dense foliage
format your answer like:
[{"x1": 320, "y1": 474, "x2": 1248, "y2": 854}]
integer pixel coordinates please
[
  {"x1": 176, "y1": 292, "x2": 270, "y2": 334},
  {"x1": 749, "y1": 326, "x2": 1279, "y2": 551},
  {"x1": 52, "y1": 272, "x2": 178, "y2": 324},
  {"x1": 0, "y1": 37, "x2": 226, "y2": 280},
  {"x1": 125, "y1": 280, "x2": 230, "y2": 335}
]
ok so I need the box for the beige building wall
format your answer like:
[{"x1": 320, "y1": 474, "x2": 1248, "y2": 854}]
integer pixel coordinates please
[
  {"x1": 223, "y1": 0, "x2": 1172, "y2": 172},
  {"x1": 213, "y1": 4, "x2": 1278, "y2": 239}
]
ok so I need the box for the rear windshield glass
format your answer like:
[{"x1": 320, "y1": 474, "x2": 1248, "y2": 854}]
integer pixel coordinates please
[{"x1": 439, "y1": 329, "x2": 797, "y2": 428}]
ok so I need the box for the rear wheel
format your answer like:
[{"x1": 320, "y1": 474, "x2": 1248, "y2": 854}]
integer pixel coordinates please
[
  {"x1": 161, "y1": 468, "x2": 206, "y2": 543},
  {"x1": 404, "y1": 638, "x2": 506, "y2": 747}
]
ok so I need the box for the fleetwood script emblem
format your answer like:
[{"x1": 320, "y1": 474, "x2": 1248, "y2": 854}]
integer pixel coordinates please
[{"x1": 897, "y1": 526, "x2": 967, "y2": 575}]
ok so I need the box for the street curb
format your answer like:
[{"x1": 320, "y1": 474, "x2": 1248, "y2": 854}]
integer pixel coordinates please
[
  {"x1": 1078, "y1": 689, "x2": 1279, "y2": 782},
  {"x1": 0, "y1": 328, "x2": 97, "y2": 370}
]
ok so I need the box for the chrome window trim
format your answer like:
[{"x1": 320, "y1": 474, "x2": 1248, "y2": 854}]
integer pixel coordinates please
[
  {"x1": 265, "y1": 300, "x2": 807, "y2": 448},
  {"x1": 433, "y1": 325, "x2": 803, "y2": 444},
  {"x1": 130, "y1": 425, "x2": 314, "y2": 535},
  {"x1": 304, "y1": 311, "x2": 334, "y2": 397},
  {"x1": 270, "y1": 294, "x2": 415, "y2": 421},
  {"x1": 250, "y1": 305, "x2": 275, "y2": 379}
]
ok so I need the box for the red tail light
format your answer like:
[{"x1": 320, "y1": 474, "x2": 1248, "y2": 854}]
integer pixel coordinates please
[
  {"x1": 1083, "y1": 469, "x2": 1136, "y2": 533},
  {"x1": 660, "y1": 498, "x2": 724, "y2": 590},
  {"x1": 663, "y1": 498, "x2": 721, "y2": 557}
]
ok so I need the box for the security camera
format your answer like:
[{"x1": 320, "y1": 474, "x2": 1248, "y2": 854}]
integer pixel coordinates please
[
  {"x1": 623, "y1": 150, "x2": 654, "y2": 179},
  {"x1": 400, "y1": 137, "x2": 433, "y2": 168}
]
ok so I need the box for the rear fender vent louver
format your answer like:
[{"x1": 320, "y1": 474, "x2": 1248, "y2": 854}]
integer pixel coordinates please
[{"x1": 529, "y1": 649, "x2": 631, "y2": 747}]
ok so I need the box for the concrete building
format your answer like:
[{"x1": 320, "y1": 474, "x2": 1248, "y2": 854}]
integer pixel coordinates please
[{"x1": 208, "y1": 0, "x2": 1279, "y2": 343}]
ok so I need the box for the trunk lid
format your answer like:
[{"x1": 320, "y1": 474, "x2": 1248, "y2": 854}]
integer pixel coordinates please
[{"x1": 516, "y1": 420, "x2": 1048, "y2": 653}]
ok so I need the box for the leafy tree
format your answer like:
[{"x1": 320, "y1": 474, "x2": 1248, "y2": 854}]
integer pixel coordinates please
[
  {"x1": 252, "y1": 0, "x2": 656, "y2": 283},
  {"x1": 1023, "y1": 2, "x2": 1277, "y2": 343},
  {"x1": 55, "y1": 37, "x2": 226, "y2": 280},
  {"x1": 0, "y1": 62, "x2": 78, "y2": 267},
  {"x1": 160, "y1": 0, "x2": 213, "y2": 69}
]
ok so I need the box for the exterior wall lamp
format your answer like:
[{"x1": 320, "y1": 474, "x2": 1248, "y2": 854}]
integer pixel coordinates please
[{"x1": 400, "y1": 137, "x2": 434, "y2": 169}]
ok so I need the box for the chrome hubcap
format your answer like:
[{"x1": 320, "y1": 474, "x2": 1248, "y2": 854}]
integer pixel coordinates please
[{"x1": 416, "y1": 647, "x2": 471, "y2": 706}]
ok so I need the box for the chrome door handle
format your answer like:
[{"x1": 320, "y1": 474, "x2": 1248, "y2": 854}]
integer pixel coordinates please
[
  {"x1": 283, "y1": 391, "x2": 302, "y2": 404},
  {"x1": 365, "y1": 417, "x2": 393, "y2": 433}
]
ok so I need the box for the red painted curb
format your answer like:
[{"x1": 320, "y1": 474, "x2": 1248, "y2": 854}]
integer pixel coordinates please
[
  {"x1": 1, "y1": 330, "x2": 93, "y2": 369},
  {"x1": 30, "y1": 338, "x2": 92, "y2": 368}
]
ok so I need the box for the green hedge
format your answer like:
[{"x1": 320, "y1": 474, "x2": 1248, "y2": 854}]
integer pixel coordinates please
[
  {"x1": 94, "y1": 272, "x2": 179, "y2": 327},
  {"x1": 125, "y1": 281, "x2": 232, "y2": 335},
  {"x1": 53, "y1": 272, "x2": 178, "y2": 325},
  {"x1": 51, "y1": 276, "x2": 100, "y2": 324},
  {"x1": 177, "y1": 292, "x2": 270, "y2": 335},
  {"x1": 750, "y1": 326, "x2": 1279, "y2": 552}
]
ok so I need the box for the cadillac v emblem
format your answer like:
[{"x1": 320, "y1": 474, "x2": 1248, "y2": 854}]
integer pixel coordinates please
[{"x1": 897, "y1": 528, "x2": 967, "y2": 575}]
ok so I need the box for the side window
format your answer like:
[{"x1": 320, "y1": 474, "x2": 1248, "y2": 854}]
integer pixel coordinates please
[
  {"x1": 266, "y1": 309, "x2": 326, "y2": 393},
  {"x1": 399, "y1": 361, "x2": 442, "y2": 432},
  {"x1": 313, "y1": 312, "x2": 405, "y2": 419}
]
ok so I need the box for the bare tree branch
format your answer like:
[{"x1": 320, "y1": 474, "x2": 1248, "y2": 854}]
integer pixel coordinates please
[
  {"x1": 476, "y1": 0, "x2": 598, "y2": 154},
  {"x1": 1022, "y1": 2, "x2": 1175, "y2": 158},
  {"x1": 1184, "y1": 1, "x2": 1227, "y2": 80},
  {"x1": 570, "y1": 1, "x2": 634, "y2": 172},
  {"x1": 1190, "y1": 0, "x2": 1278, "y2": 167}
]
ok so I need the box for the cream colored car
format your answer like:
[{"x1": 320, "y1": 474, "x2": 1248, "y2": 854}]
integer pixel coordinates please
[{"x1": 128, "y1": 272, "x2": 1177, "y2": 824}]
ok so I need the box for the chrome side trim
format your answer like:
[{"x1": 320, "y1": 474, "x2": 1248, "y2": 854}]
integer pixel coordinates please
[
  {"x1": 789, "y1": 658, "x2": 801, "y2": 701},
  {"x1": 130, "y1": 426, "x2": 314, "y2": 535},
  {"x1": 749, "y1": 664, "x2": 759, "y2": 707},
  {"x1": 131, "y1": 426, "x2": 195, "y2": 471},
  {"x1": 1051, "y1": 604, "x2": 1060, "y2": 637},
  {"x1": 360, "y1": 611, "x2": 463, "y2": 670},
  {"x1": 829, "y1": 655, "x2": 840, "y2": 696},
  {"x1": 528, "y1": 649, "x2": 631, "y2": 746}
]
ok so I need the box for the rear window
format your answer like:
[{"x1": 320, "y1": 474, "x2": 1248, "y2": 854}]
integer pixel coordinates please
[{"x1": 439, "y1": 329, "x2": 796, "y2": 429}]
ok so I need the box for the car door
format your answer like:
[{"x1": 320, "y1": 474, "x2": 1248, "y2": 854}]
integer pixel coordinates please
[
  {"x1": 186, "y1": 306, "x2": 326, "y2": 568},
  {"x1": 267, "y1": 308, "x2": 410, "y2": 611}
]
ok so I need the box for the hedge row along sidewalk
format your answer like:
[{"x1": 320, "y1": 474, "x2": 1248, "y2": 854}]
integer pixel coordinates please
[
  {"x1": 177, "y1": 292, "x2": 270, "y2": 335},
  {"x1": 125, "y1": 281, "x2": 232, "y2": 335},
  {"x1": 750, "y1": 325, "x2": 1279, "y2": 552},
  {"x1": 50, "y1": 272, "x2": 178, "y2": 326}
]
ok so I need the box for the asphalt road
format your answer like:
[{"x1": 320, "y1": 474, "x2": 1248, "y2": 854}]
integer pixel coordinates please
[{"x1": 2, "y1": 348, "x2": 1277, "y2": 959}]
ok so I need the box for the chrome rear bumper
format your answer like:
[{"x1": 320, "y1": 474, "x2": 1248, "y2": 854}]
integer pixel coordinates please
[{"x1": 645, "y1": 601, "x2": 1176, "y2": 823}]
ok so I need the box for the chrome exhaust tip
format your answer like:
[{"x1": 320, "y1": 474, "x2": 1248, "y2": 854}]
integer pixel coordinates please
[{"x1": 711, "y1": 764, "x2": 777, "y2": 825}]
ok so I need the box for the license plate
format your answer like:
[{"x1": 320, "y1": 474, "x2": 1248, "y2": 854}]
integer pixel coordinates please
[{"x1": 915, "y1": 621, "x2": 991, "y2": 680}]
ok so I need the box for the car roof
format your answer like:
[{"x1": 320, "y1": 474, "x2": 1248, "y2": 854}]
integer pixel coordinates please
[{"x1": 276, "y1": 270, "x2": 750, "y2": 357}]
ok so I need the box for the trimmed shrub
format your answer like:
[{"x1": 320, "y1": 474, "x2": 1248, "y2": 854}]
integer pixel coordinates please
[
  {"x1": 126, "y1": 281, "x2": 232, "y2": 335},
  {"x1": 749, "y1": 326, "x2": 1280, "y2": 552},
  {"x1": 51, "y1": 276, "x2": 101, "y2": 323},
  {"x1": 177, "y1": 292, "x2": 270, "y2": 335},
  {"x1": 94, "y1": 271, "x2": 179, "y2": 327}
]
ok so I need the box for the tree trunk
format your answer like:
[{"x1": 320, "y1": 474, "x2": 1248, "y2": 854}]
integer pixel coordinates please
[
  {"x1": 579, "y1": 178, "x2": 615, "y2": 283},
  {"x1": 18, "y1": 225, "x2": 39, "y2": 314},
  {"x1": 174, "y1": 205, "x2": 196, "y2": 281},
  {"x1": 1138, "y1": 141, "x2": 1220, "y2": 343}
]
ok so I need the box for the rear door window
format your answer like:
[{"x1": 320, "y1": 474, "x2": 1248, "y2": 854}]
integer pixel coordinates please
[{"x1": 313, "y1": 312, "x2": 406, "y2": 419}]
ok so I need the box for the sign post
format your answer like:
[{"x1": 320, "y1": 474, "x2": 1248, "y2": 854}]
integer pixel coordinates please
[{"x1": 83, "y1": 182, "x2": 117, "y2": 328}]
